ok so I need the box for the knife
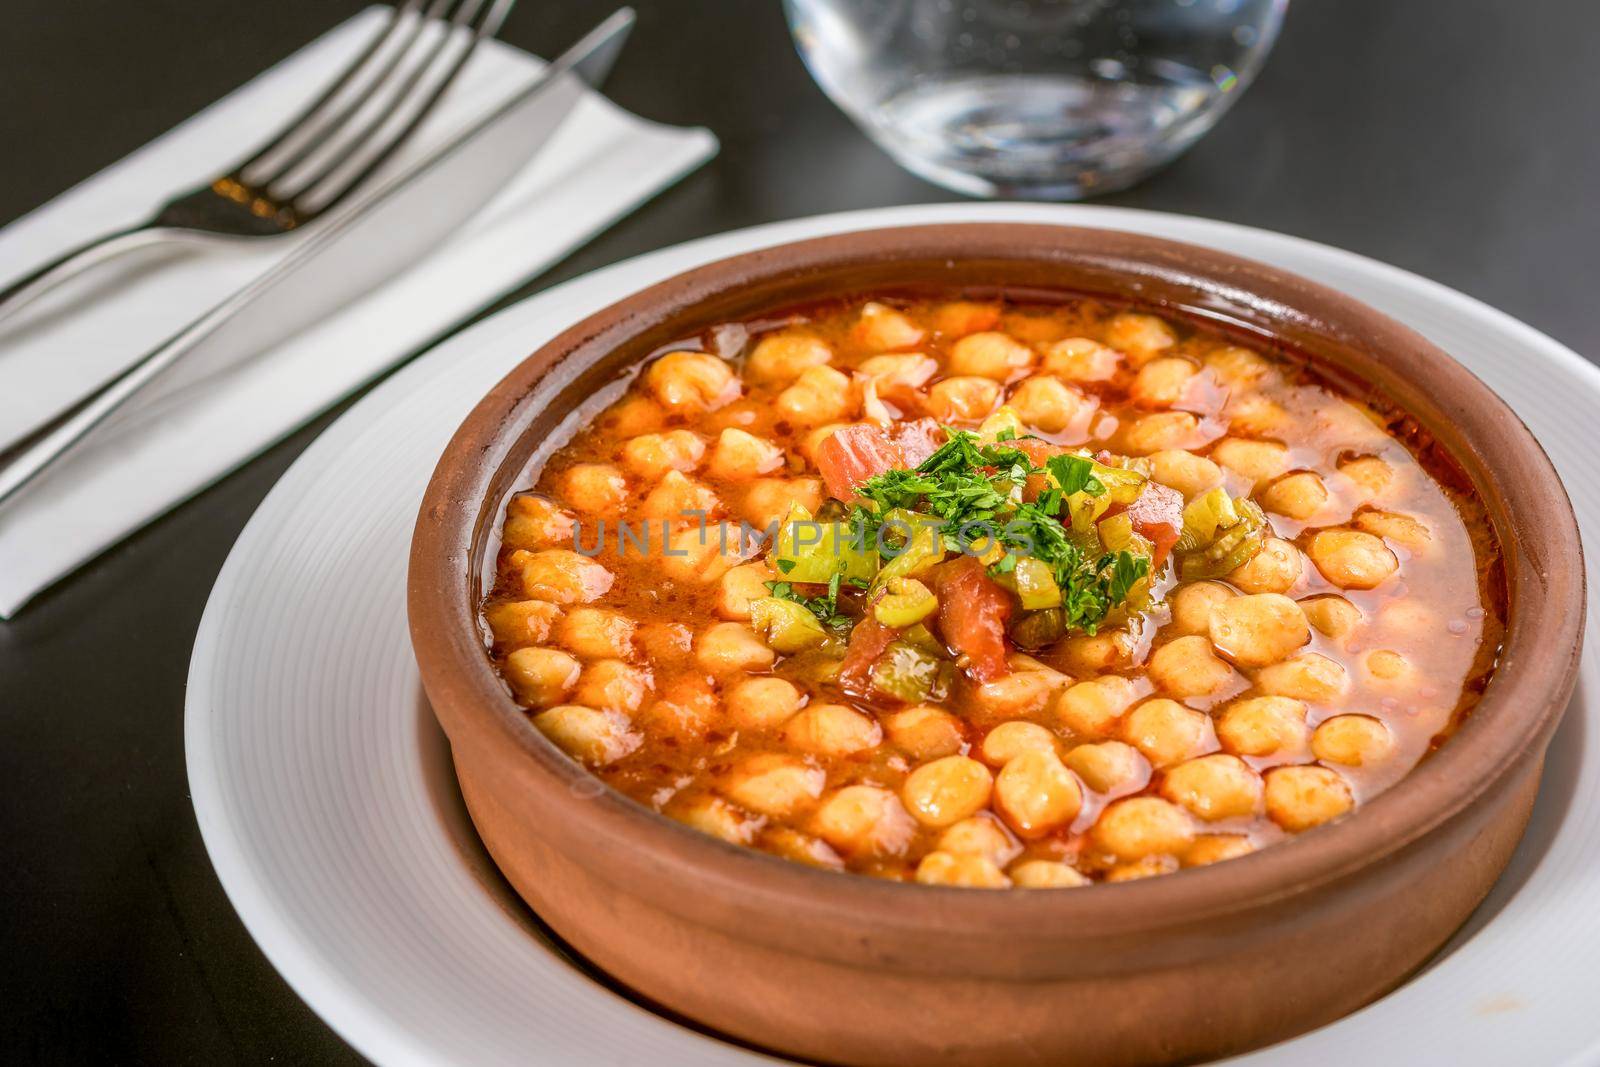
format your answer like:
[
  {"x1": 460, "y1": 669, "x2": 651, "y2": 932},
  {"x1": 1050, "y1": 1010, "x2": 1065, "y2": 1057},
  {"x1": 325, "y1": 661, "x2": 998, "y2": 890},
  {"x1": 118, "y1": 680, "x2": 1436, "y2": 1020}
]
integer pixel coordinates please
[{"x1": 0, "y1": 8, "x2": 634, "y2": 507}]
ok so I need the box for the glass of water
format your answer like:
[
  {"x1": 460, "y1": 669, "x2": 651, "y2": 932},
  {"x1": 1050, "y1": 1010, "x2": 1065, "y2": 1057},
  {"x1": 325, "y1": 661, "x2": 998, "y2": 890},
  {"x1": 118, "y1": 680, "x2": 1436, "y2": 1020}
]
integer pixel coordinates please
[{"x1": 784, "y1": 0, "x2": 1287, "y2": 200}]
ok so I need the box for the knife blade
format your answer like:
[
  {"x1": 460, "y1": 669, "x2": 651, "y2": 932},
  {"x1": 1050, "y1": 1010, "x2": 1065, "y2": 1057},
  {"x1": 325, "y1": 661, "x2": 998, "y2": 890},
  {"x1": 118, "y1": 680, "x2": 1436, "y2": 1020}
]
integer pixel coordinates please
[{"x1": 0, "y1": 8, "x2": 634, "y2": 507}]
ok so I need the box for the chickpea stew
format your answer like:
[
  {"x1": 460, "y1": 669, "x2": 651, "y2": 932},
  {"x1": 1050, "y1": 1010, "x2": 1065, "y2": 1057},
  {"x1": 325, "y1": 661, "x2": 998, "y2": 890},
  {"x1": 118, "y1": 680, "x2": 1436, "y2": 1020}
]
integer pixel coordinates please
[{"x1": 481, "y1": 293, "x2": 1504, "y2": 888}]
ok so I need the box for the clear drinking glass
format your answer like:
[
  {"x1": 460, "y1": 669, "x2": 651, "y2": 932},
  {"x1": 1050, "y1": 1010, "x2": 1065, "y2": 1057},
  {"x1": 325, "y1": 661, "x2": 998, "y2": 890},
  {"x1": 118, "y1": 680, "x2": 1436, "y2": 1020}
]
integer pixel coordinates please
[{"x1": 784, "y1": 0, "x2": 1287, "y2": 199}]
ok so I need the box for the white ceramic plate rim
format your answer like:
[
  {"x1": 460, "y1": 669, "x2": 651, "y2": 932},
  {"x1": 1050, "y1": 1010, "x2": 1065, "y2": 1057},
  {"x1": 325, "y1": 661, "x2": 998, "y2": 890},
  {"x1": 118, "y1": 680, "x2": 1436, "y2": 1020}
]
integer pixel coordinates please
[{"x1": 187, "y1": 202, "x2": 1600, "y2": 1067}]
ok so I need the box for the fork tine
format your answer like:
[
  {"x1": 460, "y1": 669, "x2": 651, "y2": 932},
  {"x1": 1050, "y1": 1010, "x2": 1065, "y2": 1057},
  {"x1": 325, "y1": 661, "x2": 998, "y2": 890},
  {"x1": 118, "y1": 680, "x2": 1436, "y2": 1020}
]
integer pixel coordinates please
[
  {"x1": 276, "y1": 0, "x2": 516, "y2": 217},
  {"x1": 236, "y1": 0, "x2": 428, "y2": 179},
  {"x1": 244, "y1": 0, "x2": 451, "y2": 190}
]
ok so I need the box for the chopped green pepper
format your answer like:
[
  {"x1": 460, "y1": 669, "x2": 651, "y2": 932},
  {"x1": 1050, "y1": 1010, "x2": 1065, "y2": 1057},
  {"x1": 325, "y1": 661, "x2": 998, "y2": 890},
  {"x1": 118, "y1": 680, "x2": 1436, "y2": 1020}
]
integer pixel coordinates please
[
  {"x1": 749, "y1": 596, "x2": 830, "y2": 653},
  {"x1": 873, "y1": 577, "x2": 938, "y2": 627},
  {"x1": 772, "y1": 502, "x2": 878, "y2": 585}
]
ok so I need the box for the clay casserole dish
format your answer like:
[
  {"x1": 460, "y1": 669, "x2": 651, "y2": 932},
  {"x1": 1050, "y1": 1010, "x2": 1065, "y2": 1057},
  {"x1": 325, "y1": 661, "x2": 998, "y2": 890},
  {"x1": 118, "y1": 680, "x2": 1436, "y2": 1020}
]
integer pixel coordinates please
[{"x1": 408, "y1": 224, "x2": 1584, "y2": 1066}]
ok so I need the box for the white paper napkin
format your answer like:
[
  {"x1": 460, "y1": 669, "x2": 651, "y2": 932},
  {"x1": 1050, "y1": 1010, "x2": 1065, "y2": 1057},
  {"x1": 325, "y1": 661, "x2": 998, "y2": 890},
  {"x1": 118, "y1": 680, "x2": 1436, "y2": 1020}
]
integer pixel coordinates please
[{"x1": 0, "y1": 6, "x2": 717, "y2": 618}]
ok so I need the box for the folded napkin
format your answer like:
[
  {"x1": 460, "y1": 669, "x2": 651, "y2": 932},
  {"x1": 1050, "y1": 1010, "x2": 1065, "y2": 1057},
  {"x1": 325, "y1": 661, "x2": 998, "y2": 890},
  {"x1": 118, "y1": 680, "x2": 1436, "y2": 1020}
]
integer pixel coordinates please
[{"x1": 0, "y1": 5, "x2": 716, "y2": 618}]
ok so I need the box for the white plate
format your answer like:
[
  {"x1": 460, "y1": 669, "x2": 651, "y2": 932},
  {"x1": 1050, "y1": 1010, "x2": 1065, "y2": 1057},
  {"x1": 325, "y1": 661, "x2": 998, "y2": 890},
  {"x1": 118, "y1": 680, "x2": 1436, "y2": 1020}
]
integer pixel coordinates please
[{"x1": 187, "y1": 204, "x2": 1600, "y2": 1067}]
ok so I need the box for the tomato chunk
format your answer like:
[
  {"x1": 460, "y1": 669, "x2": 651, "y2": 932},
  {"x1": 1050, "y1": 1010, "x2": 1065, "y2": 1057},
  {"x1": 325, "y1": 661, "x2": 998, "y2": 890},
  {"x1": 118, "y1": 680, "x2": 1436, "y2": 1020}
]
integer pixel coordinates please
[
  {"x1": 816, "y1": 426, "x2": 904, "y2": 502},
  {"x1": 837, "y1": 614, "x2": 901, "y2": 697},
  {"x1": 1126, "y1": 481, "x2": 1184, "y2": 568},
  {"x1": 931, "y1": 556, "x2": 1012, "y2": 683}
]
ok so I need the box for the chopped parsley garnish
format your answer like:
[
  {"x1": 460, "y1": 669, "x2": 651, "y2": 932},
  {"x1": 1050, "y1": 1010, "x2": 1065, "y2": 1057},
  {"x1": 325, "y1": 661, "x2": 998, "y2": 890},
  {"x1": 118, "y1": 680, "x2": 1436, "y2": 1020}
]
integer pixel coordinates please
[{"x1": 849, "y1": 428, "x2": 1151, "y2": 634}]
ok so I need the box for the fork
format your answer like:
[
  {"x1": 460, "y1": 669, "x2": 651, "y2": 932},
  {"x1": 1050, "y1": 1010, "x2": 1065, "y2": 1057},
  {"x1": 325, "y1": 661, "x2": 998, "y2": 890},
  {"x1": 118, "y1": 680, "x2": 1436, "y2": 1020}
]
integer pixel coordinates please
[{"x1": 0, "y1": 0, "x2": 515, "y2": 323}]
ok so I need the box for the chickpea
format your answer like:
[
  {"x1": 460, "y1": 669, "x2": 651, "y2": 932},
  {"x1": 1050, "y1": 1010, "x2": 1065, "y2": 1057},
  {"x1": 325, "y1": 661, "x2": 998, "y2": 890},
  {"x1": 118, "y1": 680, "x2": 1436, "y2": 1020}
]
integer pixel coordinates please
[
  {"x1": 1204, "y1": 346, "x2": 1276, "y2": 391},
  {"x1": 1149, "y1": 449, "x2": 1224, "y2": 500},
  {"x1": 784, "y1": 703, "x2": 883, "y2": 756},
  {"x1": 1121, "y1": 411, "x2": 1201, "y2": 454},
  {"x1": 672, "y1": 794, "x2": 757, "y2": 845},
  {"x1": 947, "y1": 331, "x2": 1034, "y2": 380},
  {"x1": 1009, "y1": 860, "x2": 1090, "y2": 888},
  {"x1": 620, "y1": 430, "x2": 704, "y2": 481},
  {"x1": 902, "y1": 756, "x2": 995, "y2": 828},
  {"x1": 657, "y1": 521, "x2": 743, "y2": 584},
  {"x1": 484, "y1": 599, "x2": 561, "y2": 648},
  {"x1": 993, "y1": 750, "x2": 1083, "y2": 838},
  {"x1": 1224, "y1": 394, "x2": 1290, "y2": 436},
  {"x1": 722, "y1": 753, "x2": 826, "y2": 817},
  {"x1": 1040, "y1": 337, "x2": 1121, "y2": 381},
  {"x1": 1257, "y1": 652, "x2": 1348, "y2": 703},
  {"x1": 1227, "y1": 537, "x2": 1304, "y2": 596},
  {"x1": 639, "y1": 676, "x2": 721, "y2": 740},
  {"x1": 938, "y1": 815, "x2": 1021, "y2": 866},
  {"x1": 977, "y1": 722, "x2": 1056, "y2": 766},
  {"x1": 1362, "y1": 649, "x2": 1416, "y2": 687},
  {"x1": 1377, "y1": 600, "x2": 1435, "y2": 636},
  {"x1": 1147, "y1": 635, "x2": 1237, "y2": 697},
  {"x1": 1209, "y1": 593, "x2": 1309, "y2": 668},
  {"x1": 704, "y1": 428, "x2": 783, "y2": 481},
  {"x1": 858, "y1": 353, "x2": 939, "y2": 389},
  {"x1": 742, "y1": 476, "x2": 824, "y2": 530},
  {"x1": 555, "y1": 607, "x2": 635, "y2": 660},
  {"x1": 1124, "y1": 697, "x2": 1216, "y2": 770},
  {"x1": 933, "y1": 300, "x2": 1002, "y2": 337},
  {"x1": 1105, "y1": 312, "x2": 1177, "y2": 367},
  {"x1": 810, "y1": 785, "x2": 916, "y2": 857},
  {"x1": 764, "y1": 827, "x2": 844, "y2": 870},
  {"x1": 1260, "y1": 472, "x2": 1329, "y2": 521},
  {"x1": 716, "y1": 560, "x2": 776, "y2": 621},
  {"x1": 1339, "y1": 454, "x2": 1394, "y2": 501},
  {"x1": 1307, "y1": 529, "x2": 1399, "y2": 590},
  {"x1": 1006, "y1": 376, "x2": 1090, "y2": 434},
  {"x1": 972, "y1": 668, "x2": 1061, "y2": 719},
  {"x1": 745, "y1": 333, "x2": 832, "y2": 384},
  {"x1": 1058, "y1": 629, "x2": 1137, "y2": 674},
  {"x1": 1216, "y1": 696, "x2": 1309, "y2": 758},
  {"x1": 1161, "y1": 754, "x2": 1263, "y2": 820},
  {"x1": 603, "y1": 394, "x2": 664, "y2": 437},
  {"x1": 725, "y1": 676, "x2": 803, "y2": 730},
  {"x1": 1265, "y1": 765, "x2": 1354, "y2": 832},
  {"x1": 1301, "y1": 594, "x2": 1362, "y2": 640},
  {"x1": 560, "y1": 463, "x2": 628, "y2": 515},
  {"x1": 777, "y1": 365, "x2": 856, "y2": 426},
  {"x1": 1312, "y1": 714, "x2": 1396, "y2": 766},
  {"x1": 1209, "y1": 438, "x2": 1289, "y2": 484},
  {"x1": 532, "y1": 704, "x2": 640, "y2": 766},
  {"x1": 695, "y1": 622, "x2": 775, "y2": 674},
  {"x1": 521, "y1": 550, "x2": 614, "y2": 605},
  {"x1": 1355, "y1": 509, "x2": 1432, "y2": 554},
  {"x1": 883, "y1": 705, "x2": 966, "y2": 760},
  {"x1": 640, "y1": 470, "x2": 719, "y2": 521},
  {"x1": 1184, "y1": 834, "x2": 1256, "y2": 867},
  {"x1": 503, "y1": 646, "x2": 581, "y2": 707},
  {"x1": 645, "y1": 351, "x2": 738, "y2": 413},
  {"x1": 1169, "y1": 580, "x2": 1234, "y2": 636},
  {"x1": 1054, "y1": 675, "x2": 1138, "y2": 738},
  {"x1": 1064, "y1": 740, "x2": 1149, "y2": 794},
  {"x1": 1131, "y1": 357, "x2": 1198, "y2": 408},
  {"x1": 927, "y1": 376, "x2": 1002, "y2": 422},
  {"x1": 915, "y1": 851, "x2": 1011, "y2": 888},
  {"x1": 1106, "y1": 855, "x2": 1181, "y2": 882},
  {"x1": 572, "y1": 659, "x2": 652, "y2": 714},
  {"x1": 503, "y1": 494, "x2": 575, "y2": 550},
  {"x1": 852, "y1": 301, "x2": 925, "y2": 350},
  {"x1": 1092, "y1": 796, "x2": 1195, "y2": 860}
]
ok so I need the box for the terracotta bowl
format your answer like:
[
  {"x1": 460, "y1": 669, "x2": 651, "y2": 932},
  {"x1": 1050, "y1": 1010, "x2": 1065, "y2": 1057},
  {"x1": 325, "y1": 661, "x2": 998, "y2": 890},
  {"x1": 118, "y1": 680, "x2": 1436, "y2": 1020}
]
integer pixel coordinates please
[{"x1": 408, "y1": 224, "x2": 1584, "y2": 1066}]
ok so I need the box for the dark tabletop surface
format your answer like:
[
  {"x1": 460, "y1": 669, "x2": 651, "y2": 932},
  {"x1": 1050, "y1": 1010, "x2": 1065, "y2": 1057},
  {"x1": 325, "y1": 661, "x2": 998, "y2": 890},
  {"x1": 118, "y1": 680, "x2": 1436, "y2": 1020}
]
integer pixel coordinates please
[{"x1": 2, "y1": 0, "x2": 1596, "y2": 1062}]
